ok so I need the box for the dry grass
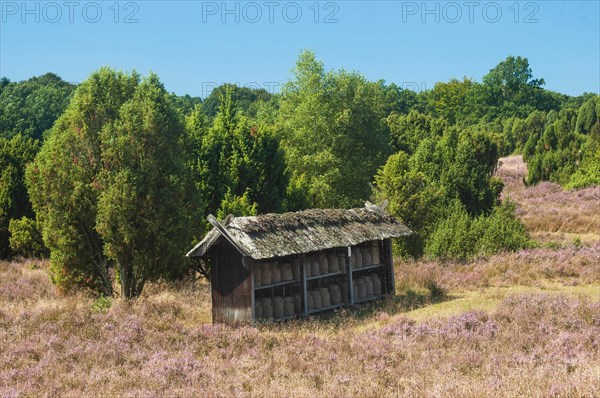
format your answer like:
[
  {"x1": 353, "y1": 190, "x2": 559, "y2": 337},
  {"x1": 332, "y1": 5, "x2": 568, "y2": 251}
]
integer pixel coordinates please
[
  {"x1": 497, "y1": 155, "x2": 600, "y2": 242},
  {"x1": 1, "y1": 251, "x2": 599, "y2": 397},
  {"x1": 1, "y1": 155, "x2": 598, "y2": 397}
]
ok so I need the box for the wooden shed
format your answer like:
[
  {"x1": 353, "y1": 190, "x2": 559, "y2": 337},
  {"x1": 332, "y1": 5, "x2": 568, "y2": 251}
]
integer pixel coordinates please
[{"x1": 186, "y1": 203, "x2": 412, "y2": 324}]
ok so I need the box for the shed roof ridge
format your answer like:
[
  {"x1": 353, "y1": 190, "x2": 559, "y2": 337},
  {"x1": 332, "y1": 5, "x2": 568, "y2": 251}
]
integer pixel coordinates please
[{"x1": 187, "y1": 205, "x2": 412, "y2": 259}]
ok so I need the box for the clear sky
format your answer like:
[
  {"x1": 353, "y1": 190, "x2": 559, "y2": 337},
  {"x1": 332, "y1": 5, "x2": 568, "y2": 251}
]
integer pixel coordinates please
[{"x1": 1, "y1": 1, "x2": 599, "y2": 97}]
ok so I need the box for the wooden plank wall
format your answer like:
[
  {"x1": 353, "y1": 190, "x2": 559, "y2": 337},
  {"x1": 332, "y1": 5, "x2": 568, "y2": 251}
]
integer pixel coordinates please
[{"x1": 210, "y1": 241, "x2": 252, "y2": 323}]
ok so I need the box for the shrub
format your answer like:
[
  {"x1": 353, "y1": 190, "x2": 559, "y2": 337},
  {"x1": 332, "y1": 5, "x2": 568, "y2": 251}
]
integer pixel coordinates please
[
  {"x1": 217, "y1": 189, "x2": 257, "y2": 219},
  {"x1": 474, "y1": 198, "x2": 530, "y2": 256},
  {"x1": 8, "y1": 216, "x2": 47, "y2": 258},
  {"x1": 425, "y1": 201, "x2": 476, "y2": 261},
  {"x1": 425, "y1": 198, "x2": 530, "y2": 261},
  {"x1": 91, "y1": 294, "x2": 112, "y2": 313}
]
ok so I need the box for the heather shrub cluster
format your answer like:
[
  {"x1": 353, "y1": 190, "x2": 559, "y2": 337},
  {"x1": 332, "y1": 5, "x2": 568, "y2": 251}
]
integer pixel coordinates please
[
  {"x1": 397, "y1": 240, "x2": 600, "y2": 291},
  {"x1": 1, "y1": 257, "x2": 598, "y2": 397}
]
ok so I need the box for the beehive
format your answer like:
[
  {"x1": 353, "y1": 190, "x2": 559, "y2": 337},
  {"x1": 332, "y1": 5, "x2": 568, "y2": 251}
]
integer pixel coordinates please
[
  {"x1": 340, "y1": 281, "x2": 349, "y2": 302},
  {"x1": 261, "y1": 262, "x2": 272, "y2": 285},
  {"x1": 365, "y1": 277, "x2": 374, "y2": 298},
  {"x1": 310, "y1": 290, "x2": 322, "y2": 309},
  {"x1": 291, "y1": 259, "x2": 301, "y2": 280},
  {"x1": 283, "y1": 297, "x2": 295, "y2": 317},
  {"x1": 187, "y1": 205, "x2": 408, "y2": 325},
  {"x1": 310, "y1": 256, "x2": 320, "y2": 276},
  {"x1": 371, "y1": 273, "x2": 382, "y2": 296},
  {"x1": 272, "y1": 296, "x2": 284, "y2": 319},
  {"x1": 280, "y1": 263, "x2": 293, "y2": 281},
  {"x1": 370, "y1": 241, "x2": 381, "y2": 264},
  {"x1": 255, "y1": 300, "x2": 263, "y2": 319},
  {"x1": 338, "y1": 252, "x2": 346, "y2": 271},
  {"x1": 318, "y1": 253, "x2": 328, "y2": 275},
  {"x1": 354, "y1": 249, "x2": 363, "y2": 268},
  {"x1": 319, "y1": 287, "x2": 331, "y2": 307},
  {"x1": 260, "y1": 297, "x2": 273, "y2": 319},
  {"x1": 362, "y1": 247, "x2": 372, "y2": 267},
  {"x1": 327, "y1": 252, "x2": 339, "y2": 273},
  {"x1": 328, "y1": 284, "x2": 341, "y2": 304},
  {"x1": 293, "y1": 293, "x2": 302, "y2": 313},
  {"x1": 356, "y1": 278, "x2": 367, "y2": 301},
  {"x1": 271, "y1": 262, "x2": 281, "y2": 283}
]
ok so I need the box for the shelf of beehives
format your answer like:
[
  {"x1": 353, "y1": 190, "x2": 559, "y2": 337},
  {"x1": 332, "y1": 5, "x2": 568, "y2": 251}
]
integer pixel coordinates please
[
  {"x1": 305, "y1": 269, "x2": 347, "y2": 281},
  {"x1": 353, "y1": 294, "x2": 386, "y2": 304},
  {"x1": 307, "y1": 302, "x2": 347, "y2": 315},
  {"x1": 254, "y1": 279, "x2": 300, "y2": 290},
  {"x1": 351, "y1": 263, "x2": 385, "y2": 272}
]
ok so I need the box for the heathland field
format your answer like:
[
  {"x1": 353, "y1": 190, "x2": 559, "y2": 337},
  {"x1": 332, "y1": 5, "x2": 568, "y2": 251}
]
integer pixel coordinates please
[{"x1": 1, "y1": 156, "x2": 599, "y2": 397}]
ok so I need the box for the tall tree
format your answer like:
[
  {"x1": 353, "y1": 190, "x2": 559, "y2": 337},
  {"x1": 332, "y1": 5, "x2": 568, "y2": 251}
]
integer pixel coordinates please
[
  {"x1": 482, "y1": 56, "x2": 550, "y2": 118},
  {"x1": 279, "y1": 50, "x2": 390, "y2": 209},
  {"x1": 95, "y1": 74, "x2": 191, "y2": 298},
  {"x1": 27, "y1": 68, "x2": 139, "y2": 294},
  {"x1": 27, "y1": 68, "x2": 192, "y2": 298},
  {"x1": 191, "y1": 87, "x2": 288, "y2": 219}
]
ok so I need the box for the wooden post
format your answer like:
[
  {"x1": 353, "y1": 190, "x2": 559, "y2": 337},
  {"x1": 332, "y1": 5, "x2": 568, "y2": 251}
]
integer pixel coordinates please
[
  {"x1": 384, "y1": 239, "x2": 395, "y2": 295},
  {"x1": 301, "y1": 253, "x2": 308, "y2": 316},
  {"x1": 347, "y1": 246, "x2": 354, "y2": 305},
  {"x1": 246, "y1": 258, "x2": 256, "y2": 323}
]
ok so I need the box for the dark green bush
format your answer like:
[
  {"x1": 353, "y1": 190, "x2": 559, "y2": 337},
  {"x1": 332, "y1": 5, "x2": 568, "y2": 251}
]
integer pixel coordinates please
[
  {"x1": 425, "y1": 201, "x2": 476, "y2": 261},
  {"x1": 8, "y1": 216, "x2": 47, "y2": 257},
  {"x1": 474, "y1": 198, "x2": 530, "y2": 256},
  {"x1": 425, "y1": 198, "x2": 530, "y2": 261}
]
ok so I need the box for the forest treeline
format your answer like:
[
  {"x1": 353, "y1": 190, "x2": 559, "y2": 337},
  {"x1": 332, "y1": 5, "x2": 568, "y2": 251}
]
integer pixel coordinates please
[{"x1": 1, "y1": 52, "x2": 598, "y2": 297}]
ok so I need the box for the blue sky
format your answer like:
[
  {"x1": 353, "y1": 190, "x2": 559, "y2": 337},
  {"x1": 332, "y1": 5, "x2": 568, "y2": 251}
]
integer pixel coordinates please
[{"x1": 1, "y1": 1, "x2": 598, "y2": 97}]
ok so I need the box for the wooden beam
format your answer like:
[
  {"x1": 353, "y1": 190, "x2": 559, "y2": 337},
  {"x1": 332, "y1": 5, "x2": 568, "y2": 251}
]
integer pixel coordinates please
[
  {"x1": 207, "y1": 214, "x2": 251, "y2": 257},
  {"x1": 301, "y1": 253, "x2": 308, "y2": 316},
  {"x1": 347, "y1": 246, "x2": 354, "y2": 305}
]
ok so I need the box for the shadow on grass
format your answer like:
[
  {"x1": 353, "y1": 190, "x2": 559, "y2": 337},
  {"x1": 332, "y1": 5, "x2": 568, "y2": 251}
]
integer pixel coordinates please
[{"x1": 263, "y1": 291, "x2": 458, "y2": 332}]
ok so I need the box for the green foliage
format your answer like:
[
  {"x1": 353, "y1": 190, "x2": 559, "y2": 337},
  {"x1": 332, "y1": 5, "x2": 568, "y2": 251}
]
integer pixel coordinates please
[
  {"x1": 430, "y1": 78, "x2": 478, "y2": 124},
  {"x1": 95, "y1": 74, "x2": 192, "y2": 298},
  {"x1": 425, "y1": 198, "x2": 530, "y2": 261},
  {"x1": 376, "y1": 118, "x2": 527, "y2": 261},
  {"x1": 27, "y1": 68, "x2": 194, "y2": 298},
  {"x1": 1, "y1": 53, "x2": 591, "y2": 275},
  {"x1": 27, "y1": 68, "x2": 139, "y2": 295},
  {"x1": 169, "y1": 93, "x2": 202, "y2": 119},
  {"x1": 8, "y1": 216, "x2": 47, "y2": 258},
  {"x1": 91, "y1": 294, "x2": 112, "y2": 313},
  {"x1": 410, "y1": 128, "x2": 502, "y2": 216},
  {"x1": 217, "y1": 189, "x2": 258, "y2": 219},
  {"x1": 387, "y1": 110, "x2": 446, "y2": 155},
  {"x1": 0, "y1": 73, "x2": 75, "y2": 140},
  {"x1": 191, "y1": 87, "x2": 288, "y2": 220},
  {"x1": 202, "y1": 83, "x2": 272, "y2": 118},
  {"x1": 481, "y1": 56, "x2": 554, "y2": 118},
  {"x1": 526, "y1": 96, "x2": 599, "y2": 188},
  {"x1": 565, "y1": 120, "x2": 600, "y2": 189},
  {"x1": 425, "y1": 200, "x2": 476, "y2": 261},
  {"x1": 473, "y1": 198, "x2": 530, "y2": 256},
  {"x1": 279, "y1": 50, "x2": 391, "y2": 208},
  {"x1": 575, "y1": 98, "x2": 598, "y2": 134},
  {"x1": 374, "y1": 151, "x2": 444, "y2": 257},
  {"x1": 0, "y1": 134, "x2": 39, "y2": 258}
]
